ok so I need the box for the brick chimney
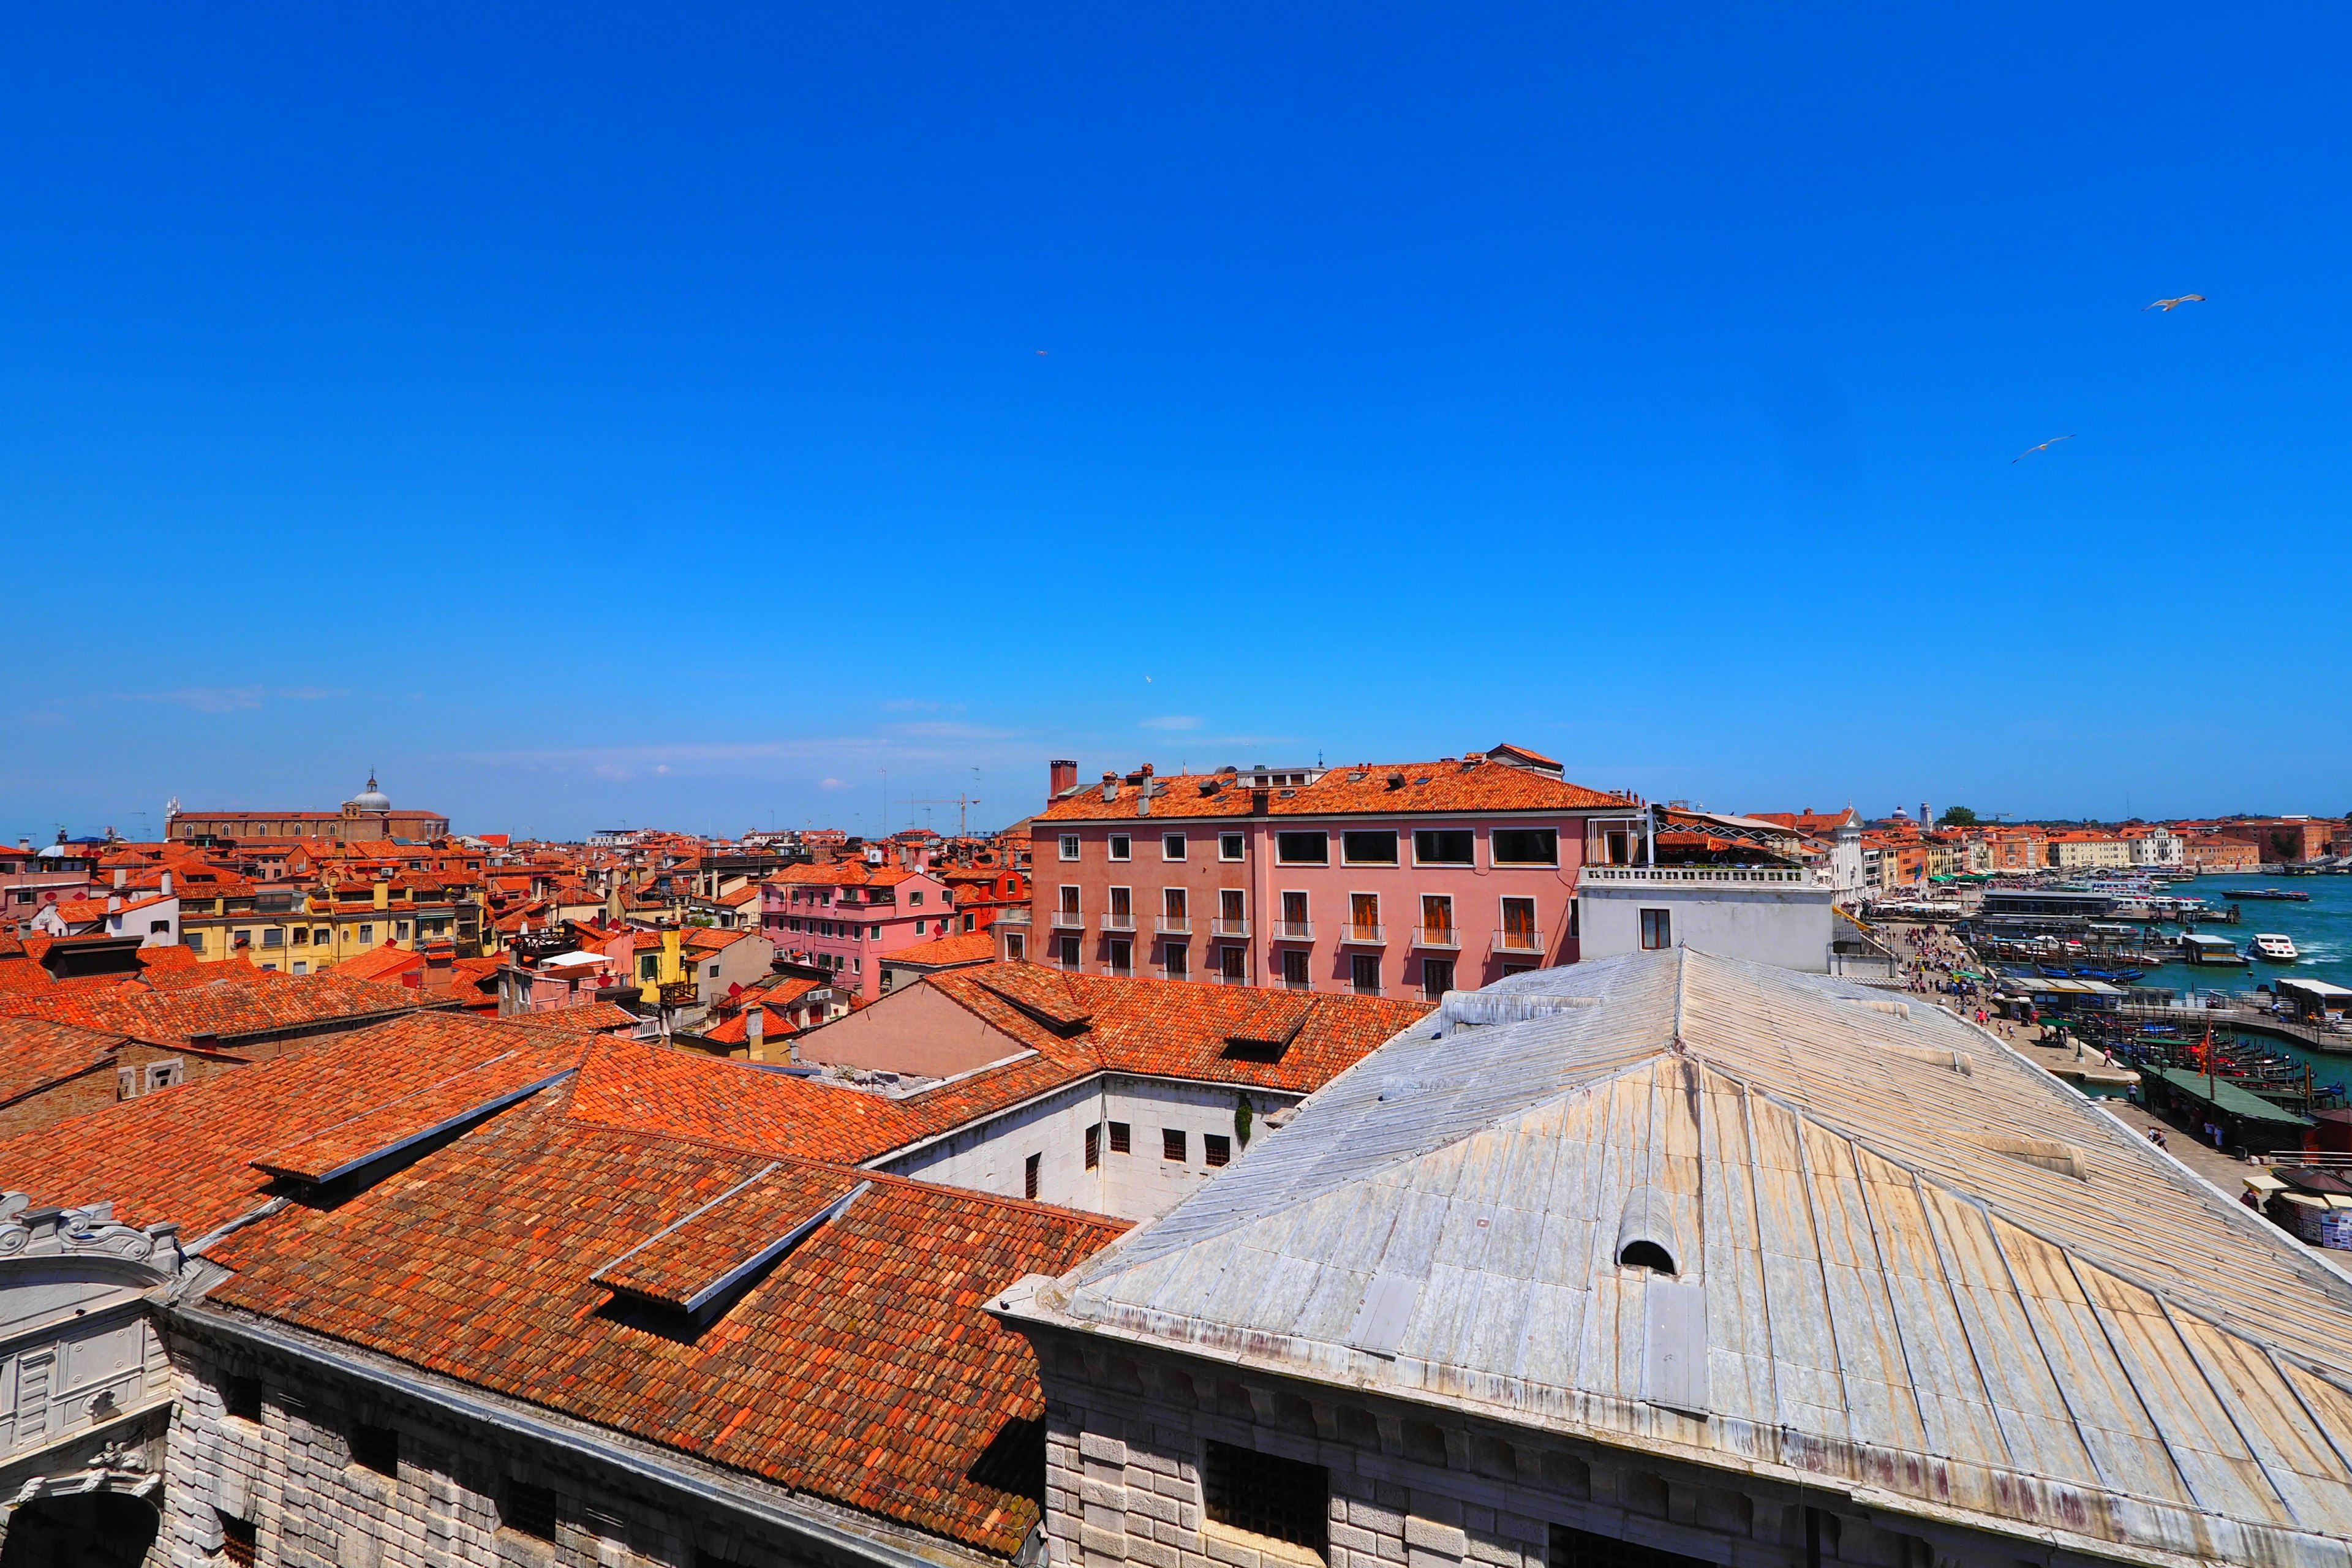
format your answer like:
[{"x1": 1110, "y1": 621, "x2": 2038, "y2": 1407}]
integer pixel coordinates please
[{"x1": 1049, "y1": 760, "x2": 1078, "y2": 801}]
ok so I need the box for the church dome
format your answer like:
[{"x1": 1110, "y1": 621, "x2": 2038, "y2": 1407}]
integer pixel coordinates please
[{"x1": 347, "y1": 774, "x2": 393, "y2": 812}]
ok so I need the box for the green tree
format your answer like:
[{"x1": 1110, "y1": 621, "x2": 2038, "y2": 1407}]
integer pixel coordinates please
[
  {"x1": 1235, "y1": 1093, "x2": 1254, "y2": 1150},
  {"x1": 1937, "y1": 806, "x2": 1978, "y2": 826}
]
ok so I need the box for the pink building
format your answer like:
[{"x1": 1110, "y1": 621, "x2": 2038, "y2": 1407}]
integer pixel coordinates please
[
  {"x1": 1022, "y1": 747, "x2": 1644, "y2": 999},
  {"x1": 1, "y1": 840, "x2": 94, "y2": 933},
  {"x1": 759, "y1": 858, "x2": 960, "y2": 1001}
]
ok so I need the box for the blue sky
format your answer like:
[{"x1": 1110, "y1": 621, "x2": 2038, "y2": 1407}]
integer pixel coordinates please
[{"x1": 5, "y1": 6, "x2": 2348, "y2": 842}]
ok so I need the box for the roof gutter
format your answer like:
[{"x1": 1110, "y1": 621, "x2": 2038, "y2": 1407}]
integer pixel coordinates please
[{"x1": 172, "y1": 1302, "x2": 989, "y2": 1568}]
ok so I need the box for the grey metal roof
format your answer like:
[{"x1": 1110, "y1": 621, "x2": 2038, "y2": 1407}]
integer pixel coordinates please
[{"x1": 1041, "y1": 949, "x2": 2352, "y2": 1567}]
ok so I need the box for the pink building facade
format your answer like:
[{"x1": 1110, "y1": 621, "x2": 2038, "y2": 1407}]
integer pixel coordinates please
[
  {"x1": 1, "y1": 842, "x2": 94, "y2": 933},
  {"x1": 1021, "y1": 749, "x2": 1646, "y2": 999},
  {"x1": 759, "y1": 861, "x2": 960, "y2": 1001}
]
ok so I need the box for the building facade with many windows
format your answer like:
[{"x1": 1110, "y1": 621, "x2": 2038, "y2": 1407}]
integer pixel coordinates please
[{"x1": 1022, "y1": 748, "x2": 1642, "y2": 998}]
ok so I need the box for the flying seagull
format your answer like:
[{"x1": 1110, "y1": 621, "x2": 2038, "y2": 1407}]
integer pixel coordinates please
[
  {"x1": 2013, "y1": 435, "x2": 2076, "y2": 462},
  {"x1": 2143, "y1": 293, "x2": 2207, "y2": 312}
]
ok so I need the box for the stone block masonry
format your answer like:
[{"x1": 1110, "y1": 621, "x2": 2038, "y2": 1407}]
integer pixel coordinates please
[
  {"x1": 1032, "y1": 1335, "x2": 2032, "y2": 1568},
  {"x1": 159, "y1": 1322, "x2": 1013, "y2": 1568}
]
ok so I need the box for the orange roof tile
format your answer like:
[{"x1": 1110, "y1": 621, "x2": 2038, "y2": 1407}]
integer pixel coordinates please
[
  {"x1": 0, "y1": 968, "x2": 439, "y2": 1049},
  {"x1": 0, "y1": 1017, "x2": 134, "y2": 1104},
  {"x1": 0, "y1": 1011, "x2": 577, "y2": 1236},
  {"x1": 202, "y1": 1109, "x2": 1120, "y2": 1555},
  {"x1": 1036, "y1": 756, "x2": 1626, "y2": 822},
  {"x1": 499, "y1": 1000, "x2": 640, "y2": 1035},
  {"x1": 886, "y1": 930, "x2": 998, "y2": 968}
]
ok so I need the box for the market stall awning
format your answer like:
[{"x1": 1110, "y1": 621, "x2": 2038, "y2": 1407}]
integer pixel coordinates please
[{"x1": 2143, "y1": 1067, "x2": 2315, "y2": 1127}]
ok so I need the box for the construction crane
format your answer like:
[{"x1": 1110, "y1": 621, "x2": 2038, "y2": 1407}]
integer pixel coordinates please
[{"x1": 905, "y1": 796, "x2": 983, "y2": 839}]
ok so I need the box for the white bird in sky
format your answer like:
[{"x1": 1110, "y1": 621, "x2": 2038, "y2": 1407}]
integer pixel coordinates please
[
  {"x1": 2013, "y1": 435, "x2": 2077, "y2": 463},
  {"x1": 2143, "y1": 293, "x2": 2207, "y2": 312}
]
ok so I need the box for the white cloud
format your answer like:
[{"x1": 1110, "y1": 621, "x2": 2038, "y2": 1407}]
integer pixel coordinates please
[
  {"x1": 820, "y1": 777, "x2": 846, "y2": 790},
  {"x1": 1140, "y1": 715, "x2": 1202, "y2": 731}
]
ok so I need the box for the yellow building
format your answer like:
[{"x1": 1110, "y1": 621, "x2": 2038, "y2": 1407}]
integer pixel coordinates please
[{"x1": 179, "y1": 876, "x2": 481, "y2": 973}]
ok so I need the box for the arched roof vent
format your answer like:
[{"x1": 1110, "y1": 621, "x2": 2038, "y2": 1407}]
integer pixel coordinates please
[{"x1": 1615, "y1": 1184, "x2": 1681, "y2": 1276}]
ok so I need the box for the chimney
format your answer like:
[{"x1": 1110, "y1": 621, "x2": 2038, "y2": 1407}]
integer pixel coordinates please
[
  {"x1": 1049, "y1": 760, "x2": 1077, "y2": 801},
  {"x1": 113, "y1": 868, "x2": 127, "y2": 889},
  {"x1": 747, "y1": 1005, "x2": 766, "y2": 1056},
  {"x1": 160, "y1": 871, "x2": 173, "y2": 896},
  {"x1": 1101, "y1": 772, "x2": 1118, "y2": 803},
  {"x1": 108, "y1": 894, "x2": 123, "y2": 913}
]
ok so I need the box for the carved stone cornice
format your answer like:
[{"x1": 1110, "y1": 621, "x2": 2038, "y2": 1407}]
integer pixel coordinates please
[{"x1": 0, "y1": 1193, "x2": 183, "y2": 1280}]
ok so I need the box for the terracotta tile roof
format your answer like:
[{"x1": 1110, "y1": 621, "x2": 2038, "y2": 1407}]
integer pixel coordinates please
[
  {"x1": 0, "y1": 1017, "x2": 134, "y2": 1104},
  {"x1": 829, "y1": 965, "x2": 1433, "y2": 1152},
  {"x1": 1036, "y1": 755, "x2": 1626, "y2": 822},
  {"x1": 134, "y1": 944, "x2": 205, "y2": 977},
  {"x1": 200, "y1": 1102, "x2": 1122, "y2": 1555},
  {"x1": 590, "y1": 1161, "x2": 863, "y2": 1309},
  {"x1": 562, "y1": 1038, "x2": 938, "y2": 1163},
  {"x1": 333, "y1": 946, "x2": 423, "y2": 982},
  {"x1": 0, "y1": 1010, "x2": 576, "y2": 1236},
  {"x1": 47, "y1": 894, "x2": 174, "y2": 924},
  {"x1": 741, "y1": 974, "x2": 823, "y2": 1006},
  {"x1": 499, "y1": 1000, "x2": 641, "y2": 1035},
  {"x1": 251, "y1": 1049, "x2": 575, "y2": 1183},
  {"x1": 886, "y1": 930, "x2": 998, "y2": 968},
  {"x1": 766, "y1": 862, "x2": 880, "y2": 888},
  {"x1": 0, "y1": 968, "x2": 439, "y2": 1049},
  {"x1": 697, "y1": 1005, "x2": 797, "y2": 1045}
]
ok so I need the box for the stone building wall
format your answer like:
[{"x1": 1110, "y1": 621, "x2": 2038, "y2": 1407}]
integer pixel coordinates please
[
  {"x1": 159, "y1": 1322, "x2": 987, "y2": 1568},
  {"x1": 1031, "y1": 1334, "x2": 2052, "y2": 1568}
]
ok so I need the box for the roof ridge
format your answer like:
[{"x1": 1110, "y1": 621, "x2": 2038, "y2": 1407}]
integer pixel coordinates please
[
  {"x1": 1682, "y1": 1052, "x2": 2352, "y2": 1368},
  {"x1": 1071, "y1": 1049, "x2": 1671, "y2": 1288}
]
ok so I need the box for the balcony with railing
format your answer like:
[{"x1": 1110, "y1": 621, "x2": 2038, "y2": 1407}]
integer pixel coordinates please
[
  {"x1": 1412, "y1": 925, "x2": 1459, "y2": 949},
  {"x1": 1210, "y1": 918, "x2": 1251, "y2": 939},
  {"x1": 1338, "y1": 924, "x2": 1385, "y2": 945},
  {"x1": 1156, "y1": 915, "x2": 1192, "y2": 936},
  {"x1": 1101, "y1": 910, "x2": 1137, "y2": 932},
  {"x1": 1270, "y1": 919, "x2": 1314, "y2": 942},
  {"x1": 1577, "y1": 864, "x2": 1826, "y2": 888},
  {"x1": 1050, "y1": 908, "x2": 1085, "y2": 930},
  {"x1": 1493, "y1": 927, "x2": 1547, "y2": 955}
]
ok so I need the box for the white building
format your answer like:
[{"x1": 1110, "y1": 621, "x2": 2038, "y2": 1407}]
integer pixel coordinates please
[
  {"x1": 2129, "y1": 824, "x2": 2187, "y2": 867},
  {"x1": 1575, "y1": 862, "x2": 1836, "y2": 971}
]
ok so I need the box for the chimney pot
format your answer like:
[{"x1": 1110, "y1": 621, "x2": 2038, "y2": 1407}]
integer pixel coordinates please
[
  {"x1": 1101, "y1": 772, "x2": 1118, "y2": 803},
  {"x1": 113, "y1": 869, "x2": 127, "y2": 889}
]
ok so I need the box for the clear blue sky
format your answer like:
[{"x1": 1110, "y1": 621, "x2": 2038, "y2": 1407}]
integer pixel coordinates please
[{"x1": 6, "y1": 6, "x2": 2347, "y2": 842}]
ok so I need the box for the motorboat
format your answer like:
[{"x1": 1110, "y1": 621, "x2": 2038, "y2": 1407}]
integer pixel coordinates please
[{"x1": 2250, "y1": 933, "x2": 2301, "y2": 963}]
